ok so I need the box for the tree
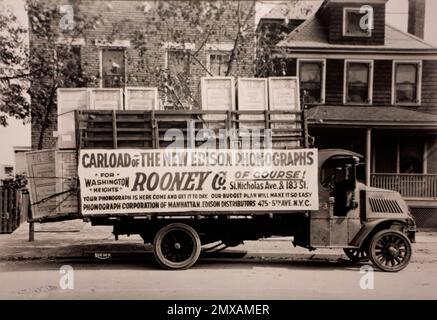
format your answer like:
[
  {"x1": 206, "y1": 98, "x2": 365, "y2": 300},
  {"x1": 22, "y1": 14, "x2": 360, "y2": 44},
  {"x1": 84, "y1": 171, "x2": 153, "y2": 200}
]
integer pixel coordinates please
[
  {"x1": 0, "y1": 0, "x2": 106, "y2": 148},
  {"x1": 0, "y1": 4, "x2": 30, "y2": 127}
]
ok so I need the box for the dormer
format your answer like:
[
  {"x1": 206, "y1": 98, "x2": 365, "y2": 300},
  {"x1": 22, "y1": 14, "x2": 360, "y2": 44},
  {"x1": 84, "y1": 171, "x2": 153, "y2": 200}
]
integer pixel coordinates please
[{"x1": 317, "y1": 0, "x2": 388, "y2": 45}]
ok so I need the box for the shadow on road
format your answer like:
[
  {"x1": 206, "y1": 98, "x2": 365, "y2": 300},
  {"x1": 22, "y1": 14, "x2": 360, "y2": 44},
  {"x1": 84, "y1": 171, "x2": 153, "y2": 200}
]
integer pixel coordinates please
[{"x1": 0, "y1": 249, "x2": 365, "y2": 273}]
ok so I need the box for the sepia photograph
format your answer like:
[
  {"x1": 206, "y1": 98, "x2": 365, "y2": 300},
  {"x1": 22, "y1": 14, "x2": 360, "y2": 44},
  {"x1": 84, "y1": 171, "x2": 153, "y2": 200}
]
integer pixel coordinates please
[{"x1": 0, "y1": 0, "x2": 436, "y2": 306}]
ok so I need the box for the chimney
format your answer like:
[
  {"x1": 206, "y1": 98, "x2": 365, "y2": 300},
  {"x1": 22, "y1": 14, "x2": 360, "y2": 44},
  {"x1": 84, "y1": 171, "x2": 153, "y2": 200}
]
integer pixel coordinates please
[{"x1": 408, "y1": 0, "x2": 426, "y2": 39}]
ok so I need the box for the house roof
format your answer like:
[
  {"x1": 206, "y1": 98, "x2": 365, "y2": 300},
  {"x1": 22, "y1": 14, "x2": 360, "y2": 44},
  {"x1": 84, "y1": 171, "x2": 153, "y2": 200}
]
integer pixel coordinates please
[
  {"x1": 307, "y1": 106, "x2": 437, "y2": 128},
  {"x1": 260, "y1": 1, "x2": 323, "y2": 21},
  {"x1": 277, "y1": 15, "x2": 437, "y2": 52}
]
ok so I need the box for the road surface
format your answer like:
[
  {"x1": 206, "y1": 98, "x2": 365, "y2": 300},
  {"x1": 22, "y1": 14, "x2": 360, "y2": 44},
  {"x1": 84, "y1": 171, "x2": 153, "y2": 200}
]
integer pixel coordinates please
[{"x1": 0, "y1": 245, "x2": 436, "y2": 299}]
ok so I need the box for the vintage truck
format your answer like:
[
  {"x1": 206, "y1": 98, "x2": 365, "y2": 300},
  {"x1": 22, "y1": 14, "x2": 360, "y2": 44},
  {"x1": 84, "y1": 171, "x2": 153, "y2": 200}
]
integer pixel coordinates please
[{"x1": 25, "y1": 79, "x2": 416, "y2": 272}]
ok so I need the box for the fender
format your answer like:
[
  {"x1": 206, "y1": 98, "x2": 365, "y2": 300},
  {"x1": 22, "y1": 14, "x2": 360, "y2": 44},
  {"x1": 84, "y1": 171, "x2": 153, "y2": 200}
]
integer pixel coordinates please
[{"x1": 350, "y1": 219, "x2": 408, "y2": 248}]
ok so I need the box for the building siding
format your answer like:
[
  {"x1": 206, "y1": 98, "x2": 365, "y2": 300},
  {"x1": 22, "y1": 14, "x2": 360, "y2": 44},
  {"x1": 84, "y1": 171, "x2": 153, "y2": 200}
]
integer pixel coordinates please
[
  {"x1": 325, "y1": 59, "x2": 344, "y2": 105},
  {"x1": 373, "y1": 60, "x2": 392, "y2": 106},
  {"x1": 421, "y1": 60, "x2": 437, "y2": 114}
]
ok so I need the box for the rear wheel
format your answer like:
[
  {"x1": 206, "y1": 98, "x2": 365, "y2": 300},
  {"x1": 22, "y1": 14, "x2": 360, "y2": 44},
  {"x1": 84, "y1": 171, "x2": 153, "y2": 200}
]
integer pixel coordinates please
[
  {"x1": 153, "y1": 223, "x2": 201, "y2": 270},
  {"x1": 343, "y1": 247, "x2": 369, "y2": 263},
  {"x1": 369, "y1": 230, "x2": 412, "y2": 272}
]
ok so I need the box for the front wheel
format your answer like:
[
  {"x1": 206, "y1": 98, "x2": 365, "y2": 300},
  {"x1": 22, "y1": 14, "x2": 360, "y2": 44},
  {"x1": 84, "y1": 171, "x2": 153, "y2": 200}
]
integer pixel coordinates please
[
  {"x1": 153, "y1": 223, "x2": 201, "y2": 270},
  {"x1": 344, "y1": 247, "x2": 369, "y2": 263},
  {"x1": 369, "y1": 230, "x2": 412, "y2": 272}
]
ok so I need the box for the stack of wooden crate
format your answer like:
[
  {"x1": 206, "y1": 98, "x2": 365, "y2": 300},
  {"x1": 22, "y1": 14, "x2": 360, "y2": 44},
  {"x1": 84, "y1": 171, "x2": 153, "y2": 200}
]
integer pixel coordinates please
[{"x1": 200, "y1": 76, "x2": 303, "y2": 149}]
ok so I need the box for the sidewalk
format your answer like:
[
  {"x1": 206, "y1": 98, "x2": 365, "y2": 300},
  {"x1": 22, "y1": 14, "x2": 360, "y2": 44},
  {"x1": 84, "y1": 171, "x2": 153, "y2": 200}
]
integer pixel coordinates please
[{"x1": 0, "y1": 220, "x2": 436, "y2": 262}]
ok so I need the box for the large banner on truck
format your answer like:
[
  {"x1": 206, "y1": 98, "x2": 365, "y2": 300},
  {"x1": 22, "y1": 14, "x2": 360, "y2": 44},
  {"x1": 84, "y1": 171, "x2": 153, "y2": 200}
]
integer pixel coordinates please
[{"x1": 78, "y1": 149, "x2": 318, "y2": 215}]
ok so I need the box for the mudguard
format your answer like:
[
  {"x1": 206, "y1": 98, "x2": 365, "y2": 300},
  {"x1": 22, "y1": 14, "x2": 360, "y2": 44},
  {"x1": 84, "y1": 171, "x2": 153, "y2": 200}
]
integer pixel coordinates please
[{"x1": 350, "y1": 219, "x2": 412, "y2": 248}]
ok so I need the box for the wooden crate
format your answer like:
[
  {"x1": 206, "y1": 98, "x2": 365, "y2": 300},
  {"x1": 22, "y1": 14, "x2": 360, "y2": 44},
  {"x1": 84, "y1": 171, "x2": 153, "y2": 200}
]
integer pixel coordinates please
[
  {"x1": 125, "y1": 87, "x2": 159, "y2": 111},
  {"x1": 76, "y1": 110, "x2": 203, "y2": 149},
  {"x1": 90, "y1": 88, "x2": 123, "y2": 110},
  {"x1": 25, "y1": 149, "x2": 57, "y2": 220},
  {"x1": 57, "y1": 88, "x2": 90, "y2": 149},
  {"x1": 55, "y1": 150, "x2": 78, "y2": 215},
  {"x1": 200, "y1": 77, "x2": 235, "y2": 129},
  {"x1": 237, "y1": 78, "x2": 268, "y2": 130},
  {"x1": 268, "y1": 77, "x2": 301, "y2": 149}
]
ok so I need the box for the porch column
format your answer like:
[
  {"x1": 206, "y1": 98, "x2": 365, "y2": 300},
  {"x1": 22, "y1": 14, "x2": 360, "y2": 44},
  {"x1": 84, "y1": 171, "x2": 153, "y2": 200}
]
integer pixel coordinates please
[{"x1": 366, "y1": 128, "x2": 372, "y2": 185}]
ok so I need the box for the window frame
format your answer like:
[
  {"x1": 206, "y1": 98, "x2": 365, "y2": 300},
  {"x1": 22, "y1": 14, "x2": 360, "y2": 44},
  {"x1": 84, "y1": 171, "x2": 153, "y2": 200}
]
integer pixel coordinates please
[
  {"x1": 207, "y1": 51, "x2": 232, "y2": 77},
  {"x1": 342, "y1": 7, "x2": 373, "y2": 38},
  {"x1": 391, "y1": 60, "x2": 422, "y2": 106},
  {"x1": 343, "y1": 59, "x2": 374, "y2": 105},
  {"x1": 297, "y1": 58, "x2": 326, "y2": 105},
  {"x1": 99, "y1": 47, "x2": 127, "y2": 88}
]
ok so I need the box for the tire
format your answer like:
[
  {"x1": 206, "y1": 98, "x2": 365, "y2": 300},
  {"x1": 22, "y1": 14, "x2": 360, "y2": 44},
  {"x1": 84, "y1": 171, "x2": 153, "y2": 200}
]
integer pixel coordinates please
[
  {"x1": 343, "y1": 247, "x2": 369, "y2": 263},
  {"x1": 153, "y1": 223, "x2": 201, "y2": 270},
  {"x1": 368, "y1": 230, "x2": 412, "y2": 272}
]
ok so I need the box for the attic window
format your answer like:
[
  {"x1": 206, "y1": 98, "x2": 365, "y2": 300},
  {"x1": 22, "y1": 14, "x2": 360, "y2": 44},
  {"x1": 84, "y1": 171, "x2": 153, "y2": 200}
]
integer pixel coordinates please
[{"x1": 343, "y1": 8, "x2": 372, "y2": 37}]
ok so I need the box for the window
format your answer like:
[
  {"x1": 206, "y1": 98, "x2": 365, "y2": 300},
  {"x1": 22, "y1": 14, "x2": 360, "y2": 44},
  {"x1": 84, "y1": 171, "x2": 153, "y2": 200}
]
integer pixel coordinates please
[
  {"x1": 343, "y1": 8, "x2": 372, "y2": 37},
  {"x1": 344, "y1": 60, "x2": 373, "y2": 104},
  {"x1": 393, "y1": 61, "x2": 422, "y2": 105},
  {"x1": 101, "y1": 48, "x2": 125, "y2": 88},
  {"x1": 166, "y1": 49, "x2": 191, "y2": 103},
  {"x1": 208, "y1": 52, "x2": 231, "y2": 77},
  {"x1": 4, "y1": 166, "x2": 13, "y2": 176},
  {"x1": 298, "y1": 60, "x2": 325, "y2": 104}
]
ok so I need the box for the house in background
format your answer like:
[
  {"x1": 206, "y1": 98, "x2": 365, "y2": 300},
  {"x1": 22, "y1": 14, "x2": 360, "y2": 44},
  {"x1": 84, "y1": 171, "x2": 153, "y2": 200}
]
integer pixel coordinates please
[
  {"x1": 257, "y1": 1, "x2": 323, "y2": 44},
  {"x1": 273, "y1": 0, "x2": 437, "y2": 227}
]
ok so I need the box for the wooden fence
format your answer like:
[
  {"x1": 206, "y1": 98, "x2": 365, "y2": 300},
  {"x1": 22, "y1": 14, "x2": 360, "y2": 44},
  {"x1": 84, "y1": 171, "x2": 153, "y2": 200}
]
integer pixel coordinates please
[{"x1": 0, "y1": 187, "x2": 28, "y2": 234}]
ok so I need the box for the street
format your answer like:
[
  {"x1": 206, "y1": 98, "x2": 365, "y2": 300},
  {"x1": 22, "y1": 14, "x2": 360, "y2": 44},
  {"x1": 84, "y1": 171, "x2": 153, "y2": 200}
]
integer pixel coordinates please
[{"x1": 1, "y1": 230, "x2": 436, "y2": 299}]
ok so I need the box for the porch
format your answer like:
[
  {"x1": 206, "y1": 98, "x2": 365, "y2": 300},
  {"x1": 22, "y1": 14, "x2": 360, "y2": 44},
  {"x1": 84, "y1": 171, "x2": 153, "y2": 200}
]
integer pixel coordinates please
[
  {"x1": 371, "y1": 173, "x2": 437, "y2": 201},
  {"x1": 307, "y1": 105, "x2": 437, "y2": 227}
]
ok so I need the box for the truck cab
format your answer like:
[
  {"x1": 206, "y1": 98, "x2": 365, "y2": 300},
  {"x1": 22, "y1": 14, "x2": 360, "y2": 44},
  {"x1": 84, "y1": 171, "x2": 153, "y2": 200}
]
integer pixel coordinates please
[{"x1": 310, "y1": 149, "x2": 416, "y2": 272}]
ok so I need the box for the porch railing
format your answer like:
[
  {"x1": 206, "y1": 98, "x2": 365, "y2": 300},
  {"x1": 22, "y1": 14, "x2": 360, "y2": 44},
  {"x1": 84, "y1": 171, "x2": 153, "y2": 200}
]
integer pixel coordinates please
[{"x1": 371, "y1": 174, "x2": 437, "y2": 200}]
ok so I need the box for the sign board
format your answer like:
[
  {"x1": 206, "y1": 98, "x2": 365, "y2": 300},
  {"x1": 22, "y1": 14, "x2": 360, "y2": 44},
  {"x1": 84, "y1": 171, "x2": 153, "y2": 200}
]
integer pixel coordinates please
[
  {"x1": 268, "y1": 77, "x2": 301, "y2": 148},
  {"x1": 78, "y1": 149, "x2": 318, "y2": 215},
  {"x1": 125, "y1": 87, "x2": 159, "y2": 110},
  {"x1": 90, "y1": 88, "x2": 123, "y2": 110},
  {"x1": 237, "y1": 78, "x2": 268, "y2": 129},
  {"x1": 55, "y1": 150, "x2": 78, "y2": 214},
  {"x1": 26, "y1": 150, "x2": 57, "y2": 219},
  {"x1": 200, "y1": 77, "x2": 235, "y2": 127},
  {"x1": 57, "y1": 88, "x2": 89, "y2": 149}
]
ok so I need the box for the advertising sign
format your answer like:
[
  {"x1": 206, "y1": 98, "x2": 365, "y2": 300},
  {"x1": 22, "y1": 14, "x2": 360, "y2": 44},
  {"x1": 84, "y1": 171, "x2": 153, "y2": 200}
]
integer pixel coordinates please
[{"x1": 78, "y1": 149, "x2": 318, "y2": 215}]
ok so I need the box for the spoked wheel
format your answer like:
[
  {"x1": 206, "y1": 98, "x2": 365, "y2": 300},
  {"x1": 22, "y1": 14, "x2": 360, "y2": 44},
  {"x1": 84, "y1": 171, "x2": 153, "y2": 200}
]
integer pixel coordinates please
[
  {"x1": 153, "y1": 223, "x2": 201, "y2": 270},
  {"x1": 343, "y1": 247, "x2": 369, "y2": 263},
  {"x1": 369, "y1": 230, "x2": 412, "y2": 272}
]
